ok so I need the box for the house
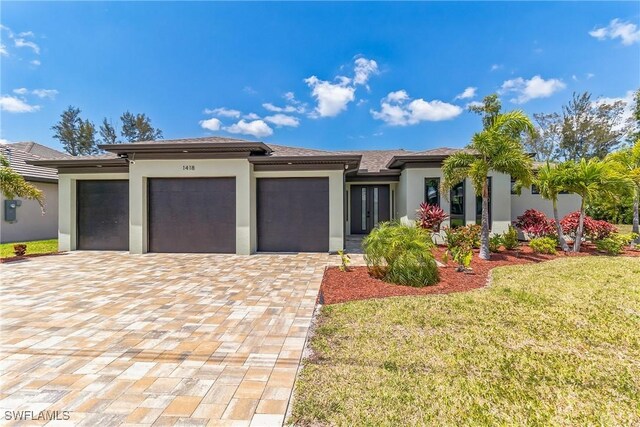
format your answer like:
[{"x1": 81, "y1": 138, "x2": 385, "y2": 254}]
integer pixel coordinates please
[
  {"x1": 1, "y1": 142, "x2": 69, "y2": 243},
  {"x1": 28, "y1": 136, "x2": 580, "y2": 254}
]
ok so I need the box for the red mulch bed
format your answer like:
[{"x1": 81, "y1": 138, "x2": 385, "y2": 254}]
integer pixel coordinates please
[
  {"x1": 320, "y1": 244, "x2": 640, "y2": 305},
  {"x1": 0, "y1": 252, "x2": 63, "y2": 263}
]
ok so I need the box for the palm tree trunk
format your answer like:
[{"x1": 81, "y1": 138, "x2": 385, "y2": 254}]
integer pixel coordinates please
[
  {"x1": 633, "y1": 186, "x2": 639, "y2": 244},
  {"x1": 573, "y1": 198, "x2": 585, "y2": 252},
  {"x1": 553, "y1": 198, "x2": 569, "y2": 252},
  {"x1": 479, "y1": 180, "x2": 490, "y2": 260}
]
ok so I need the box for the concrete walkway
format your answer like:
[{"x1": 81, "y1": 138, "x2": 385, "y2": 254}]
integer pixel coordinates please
[{"x1": 0, "y1": 251, "x2": 328, "y2": 426}]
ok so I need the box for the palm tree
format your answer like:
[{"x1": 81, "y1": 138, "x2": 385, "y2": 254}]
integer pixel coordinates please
[
  {"x1": 442, "y1": 111, "x2": 535, "y2": 260},
  {"x1": 535, "y1": 162, "x2": 571, "y2": 252},
  {"x1": 607, "y1": 139, "x2": 640, "y2": 243},
  {"x1": 562, "y1": 158, "x2": 631, "y2": 252},
  {"x1": 0, "y1": 154, "x2": 44, "y2": 210}
]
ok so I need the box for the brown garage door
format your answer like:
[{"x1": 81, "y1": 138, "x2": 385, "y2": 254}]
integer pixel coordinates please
[
  {"x1": 257, "y1": 178, "x2": 329, "y2": 252},
  {"x1": 77, "y1": 180, "x2": 129, "y2": 250},
  {"x1": 148, "y1": 178, "x2": 236, "y2": 253}
]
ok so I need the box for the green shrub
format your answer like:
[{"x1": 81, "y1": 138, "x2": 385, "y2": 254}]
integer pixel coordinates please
[
  {"x1": 363, "y1": 222, "x2": 439, "y2": 287},
  {"x1": 337, "y1": 249, "x2": 351, "y2": 272},
  {"x1": 594, "y1": 233, "x2": 638, "y2": 255},
  {"x1": 489, "y1": 234, "x2": 503, "y2": 253},
  {"x1": 443, "y1": 225, "x2": 478, "y2": 271},
  {"x1": 529, "y1": 237, "x2": 557, "y2": 255},
  {"x1": 502, "y1": 225, "x2": 520, "y2": 250}
]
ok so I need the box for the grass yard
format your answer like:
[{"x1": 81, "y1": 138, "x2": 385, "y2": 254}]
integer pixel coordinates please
[
  {"x1": 616, "y1": 223, "x2": 636, "y2": 234},
  {"x1": 292, "y1": 257, "x2": 640, "y2": 426},
  {"x1": 0, "y1": 239, "x2": 58, "y2": 258}
]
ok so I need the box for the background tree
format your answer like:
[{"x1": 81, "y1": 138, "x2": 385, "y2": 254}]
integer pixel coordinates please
[
  {"x1": 468, "y1": 94, "x2": 501, "y2": 128},
  {"x1": 0, "y1": 154, "x2": 44, "y2": 211},
  {"x1": 523, "y1": 92, "x2": 629, "y2": 161},
  {"x1": 443, "y1": 103, "x2": 535, "y2": 260},
  {"x1": 99, "y1": 118, "x2": 119, "y2": 145},
  {"x1": 535, "y1": 162, "x2": 571, "y2": 251},
  {"x1": 607, "y1": 140, "x2": 640, "y2": 243},
  {"x1": 120, "y1": 111, "x2": 163, "y2": 142},
  {"x1": 51, "y1": 106, "x2": 98, "y2": 155},
  {"x1": 627, "y1": 89, "x2": 640, "y2": 145},
  {"x1": 562, "y1": 158, "x2": 631, "y2": 252}
]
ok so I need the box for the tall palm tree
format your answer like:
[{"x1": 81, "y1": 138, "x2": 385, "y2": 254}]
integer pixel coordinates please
[
  {"x1": 0, "y1": 154, "x2": 44, "y2": 210},
  {"x1": 607, "y1": 139, "x2": 640, "y2": 243},
  {"x1": 562, "y1": 158, "x2": 631, "y2": 252},
  {"x1": 535, "y1": 162, "x2": 571, "y2": 252},
  {"x1": 442, "y1": 111, "x2": 535, "y2": 260}
]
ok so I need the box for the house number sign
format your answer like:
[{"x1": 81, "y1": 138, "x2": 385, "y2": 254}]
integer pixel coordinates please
[{"x1": 182, "y1": 165, "x2": 195, "y2": 171}]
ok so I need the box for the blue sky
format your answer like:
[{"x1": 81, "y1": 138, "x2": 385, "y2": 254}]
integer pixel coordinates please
[{"x1": 1, "y1": 2, "x2": 639, "y2": 153}]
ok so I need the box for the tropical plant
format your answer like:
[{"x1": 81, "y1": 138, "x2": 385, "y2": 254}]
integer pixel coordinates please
[
  {"x1": 534, "y1": 162, "x2": 572, "y2": 251},
  {"x1": 337, "y1": 250, "x2": 351, "y2": 272},
  {"x1": 529, "y1": 237, "x2": 558, "y2": 255},
  {"x1": 416, "y1": 203, "x2": 449, "y2": 232},
  {"x1": 607, "y1": 140, "x2": 640, "y2": 243},
  {"x1": 560, "y1": 212, "x2": 617, "y2": 241},
  {"x1": 560, "y1": 159, "x2": 631, "y2": 251},
  {"x1": 514, "y1": 209, "x2": 556, "y2": 239},
  {"x1": 594, "y1": 233, "x2": 638, "y2": 255},
  {"x1": 362, "y1": 222, "x2": 439, "y2": 287},
  {"x1": 489, "y1": 234, "x2": 503, "y2": 253},
  {"x1": 0, "y1": 154, "x2": 45, "y2": 211},
  {"x1": 442, "y1": 96, "x2": 535, "y2": 260},
  {"x1": 502, "y1": 225, "x2": 520, "y2": 250},
  {"x1": 443, "y1": 225, "x2": 478, "y2": 271}
]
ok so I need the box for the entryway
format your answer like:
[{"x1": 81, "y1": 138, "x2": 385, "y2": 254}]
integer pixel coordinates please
[{"x1": 350, "y1": 185, "x2": 390, "y2": 234}]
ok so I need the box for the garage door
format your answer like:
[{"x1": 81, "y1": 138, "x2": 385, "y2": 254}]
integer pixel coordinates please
[
  {"x1": 77, "y1": 180, "x2": 129, "y2": 250},
  {"x1": 257, "y1": 178, "x2": 329, "y2": 252},
  {"x1": 148, "y1": 178, "x2": 236, "y2": 253}
]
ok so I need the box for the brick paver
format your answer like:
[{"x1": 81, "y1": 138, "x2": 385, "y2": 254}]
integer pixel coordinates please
[{"x1": 0, "y1": 251, "x2": 328, "y2": 426}]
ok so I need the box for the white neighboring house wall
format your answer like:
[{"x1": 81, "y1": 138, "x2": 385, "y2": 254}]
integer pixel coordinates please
[
  {"x1": 0, "y1": 181, "x2": 58, "y2": 243},
  {"x1": 511, "y1": 186, "x2": 581, "y2": 225}
]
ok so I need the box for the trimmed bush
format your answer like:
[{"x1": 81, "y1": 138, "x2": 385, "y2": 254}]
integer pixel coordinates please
[
  {"x1": 489, "y1": 234, "x2": 503, "y2": 253},
  {"x1": 595, "y1": 233, "x2": 638, "y2": 255},
  {"x1": 502, "y1": 225, "x2": 520, "y2": 250},
  {"x1": 363, "y1": 222, "x2": 439, "y2": 287},
  {"x1": 529, "y1": 237, "x2": 558, "y2": 255},
  {"x1": 514, "y1": 209, "x2": 556, "y2": 239},
  {"x1": 443, "y1": 225, "x2": 478, "y2": 271}
]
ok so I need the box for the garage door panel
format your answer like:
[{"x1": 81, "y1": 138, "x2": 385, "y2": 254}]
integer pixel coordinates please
[
  {"x1": 148, "y1": 178, "x2": 236, "y2": 253},
  {"x1": 77, "y1": 180, "x2": 129, "y2": 250},
  {"x1": 257, "y1": 178, "x2": 329, "y2": 252}
]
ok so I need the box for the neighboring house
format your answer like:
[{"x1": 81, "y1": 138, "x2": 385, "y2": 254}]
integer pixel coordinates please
[
  {"x1": 1, "y1": 142, "x2": 69, "y2": 243},
  {"x1": 29, "y1": 137, "x2": 580, "y2": 254}
]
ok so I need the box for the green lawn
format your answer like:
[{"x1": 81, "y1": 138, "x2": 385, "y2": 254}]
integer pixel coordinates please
[
  {"x1": 616, "y1": 223, "x2": 636, "y2": 234},
  {"x1": 0, "y1": 239, "x2": 58, "y2": 258},
  {"x1": 291, "y1": 257, "x2": 640, "y2": 426}
]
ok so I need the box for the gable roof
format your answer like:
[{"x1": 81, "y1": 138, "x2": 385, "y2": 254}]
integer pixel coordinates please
[{"x1": 1, "y1": 142, "x2": 67, "y2": 182}]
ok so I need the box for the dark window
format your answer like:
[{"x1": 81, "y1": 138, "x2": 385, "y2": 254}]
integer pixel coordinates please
[
  {"x1": 476, "y1": 177, "x2": 492, "y2": 226},
  {"x1": 449, "y1": 181, "x2": 465, "y2": 228},
  {"x1": 425, "y1": 178, "x2": 440, "y2": 206},
  {"x1": 531, "y1": 184, "x2": 540, "y2": 195},
  {"x1": 511, "y1": 178, "x2": 517, "y2": 195}
]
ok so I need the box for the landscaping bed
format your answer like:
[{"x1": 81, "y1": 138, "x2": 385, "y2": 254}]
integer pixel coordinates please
[{"x1": 321, "y1": 243, "x2": 640, "y2": 305}]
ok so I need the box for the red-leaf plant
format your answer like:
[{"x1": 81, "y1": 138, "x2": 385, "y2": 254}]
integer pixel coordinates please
[
  {"x1": 416, "y1": 203, "x2": 449, "y2": 232},
  {"x1": 514, "y1": 209, "x2": 557, "y2": 239},
  {"x1": 560, "y1": 212, "x2": 617, "y2": 241}
]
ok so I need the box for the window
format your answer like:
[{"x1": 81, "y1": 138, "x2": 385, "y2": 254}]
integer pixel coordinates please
[
  {"x1": 476, "y1": 177, "x2": 492, "y2": 226},
  {"x1": 531, "y1": 184, "x2": 540, "y2": 195},
  {"x1": 361, "y1": 187, "x2": 367, "y2": 231},
  {"x1": 424, "y1": 178, "x2": 440, "y2": 206},
  {"x1": 450, "y1": 181, "x2": 465, "y2": 228},
  {"x1": 511, "y1": 178, "x2": 517, "y2": 195}
]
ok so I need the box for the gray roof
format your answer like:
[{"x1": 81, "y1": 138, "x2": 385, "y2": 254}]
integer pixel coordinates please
[
  {"x1": 342, "y1": 149, "x2": 412, "y2": 173},
  {"x1": 1, "y1": 142, "x2": 68, "y2": 182}
]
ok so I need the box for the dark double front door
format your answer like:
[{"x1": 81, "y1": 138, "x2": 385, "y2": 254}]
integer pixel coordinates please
[{"x1": 350, "y1": 185, "x2": 390, "y2": 234}]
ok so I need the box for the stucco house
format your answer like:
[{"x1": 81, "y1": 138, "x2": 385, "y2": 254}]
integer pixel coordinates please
[
  {"x1": 1, "y1": 142, "x2": 68, "y2": 243},
  {"x1": 28, "y1": 136, "x2": 580, "y2": 254}
]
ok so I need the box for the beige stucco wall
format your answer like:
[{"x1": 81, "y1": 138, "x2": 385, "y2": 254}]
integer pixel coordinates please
[
  {"x1": 253, "y1": 169, "x2": 344, "y2": 252},
  {"x1": 0, "y1": 181, "x2": 58, "y2": 243},
  {"x1": 511, "y1": 186, "x2": 581, "y2": 222}
]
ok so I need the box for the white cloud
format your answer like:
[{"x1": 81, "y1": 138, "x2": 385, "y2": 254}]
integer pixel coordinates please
[
  {"x1": 499, "y1": 75, "x2": 566, "y2": 104},
  {"x1": 262, "y1": 102, "x2": 299, "y2": 113},
  {"x1": 455, "y1": 87, "x2": 477, "y2": 100},
  {"x1": 203, "y1": 107, "x2": 241, "y2": 118},
  {"x1": 243, "y1": 86, "x2": 257, "y2": 95},
  {"x1": 0, "y1": 138, "x2": 15, "y2": 145},
  {"x1": 0, "y1": 95, "x2": 40, "y2": 113},
  {"x1": 224, "y1": 119, "x2": 273, "y2": 138},
  {"x1": 30, "y1": 59, "x2": 41, "y2": 67},
  {"x1": 12, "y1": 88, "x2": 28, "y2": 95},
  {"x1": 371, "y1": 90, "x2": 463, "y2": 126},
  {"x1": 587, "y1": 73, "x2": 595, "y2": 79},
  {"x1": 243, "y1": 112, "x2": 260, "y2": 120},
  {"x1": 0, "y1": 44, "x2": 7, "y2": 56},
  {"x1": 305, "y1": 75, "x2": 356, "y2": 118},
  {"x1": 14, "y1": 38, "x2": 40, "y2": 54},
  {"x1": 466, "y1": 101, "x2": 484, "y2": 109},
  {"x1": 18, "y1": 31, "x2": 34, "y2": 38},
  {"x1": 594, "y1": 90, "x2": 635, "y2": 130},
  {"x1": 490, "y1": 64, "x2": 503, "y2": 71},
  {"x1": 32, "y1": 89, "x2": 58, "y2": 99},
  {"x1": 589, "y1": 19, "x2": 640, "y2": 45},
  {"x1": 353, "y1": 57, "x2": 379, "y2": 86},
  {"x1": 199, "y1": 117, "x2": 222, "y2": 131},
  {"x1": 264, "y1": 114, "x2": 300, "y2": 128}
]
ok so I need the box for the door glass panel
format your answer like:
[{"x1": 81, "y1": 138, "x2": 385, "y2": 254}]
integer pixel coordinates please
[
  {"x1": 425, "y1": 178, "x2": 440, "y2": 206},
  {"x1": 450, "y1": 181, "x2": 465, "y2": 228},
  {"x1": 373, "y1": 187, "x2": 379, "y2": 226},
  {"x1": 361, "y1": 187, "x2": 367, "y2": 231}
]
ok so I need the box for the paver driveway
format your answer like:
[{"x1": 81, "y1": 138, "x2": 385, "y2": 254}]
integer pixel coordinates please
[{"x1": 0, "y1": 251, "x2": 329, "y2": 426}]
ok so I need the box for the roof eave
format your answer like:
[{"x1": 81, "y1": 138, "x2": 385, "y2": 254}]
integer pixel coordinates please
[
  {"x1": 25, "y1": 158, "x2": 128, "y2": 168},
  {"x1": 249, "y1": 154, "x2": 362, "y2": 165},
  {"x1": 386, "y1": 155, "x2": 451, "y2": 169},
  {"x1": 98, "y1": 141, "x2": 272, "y2": 155}
]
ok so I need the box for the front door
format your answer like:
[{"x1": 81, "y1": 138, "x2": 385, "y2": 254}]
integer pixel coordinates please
[{"x1": 350, "y1": 185, "x2": 390, "y2": 234}]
